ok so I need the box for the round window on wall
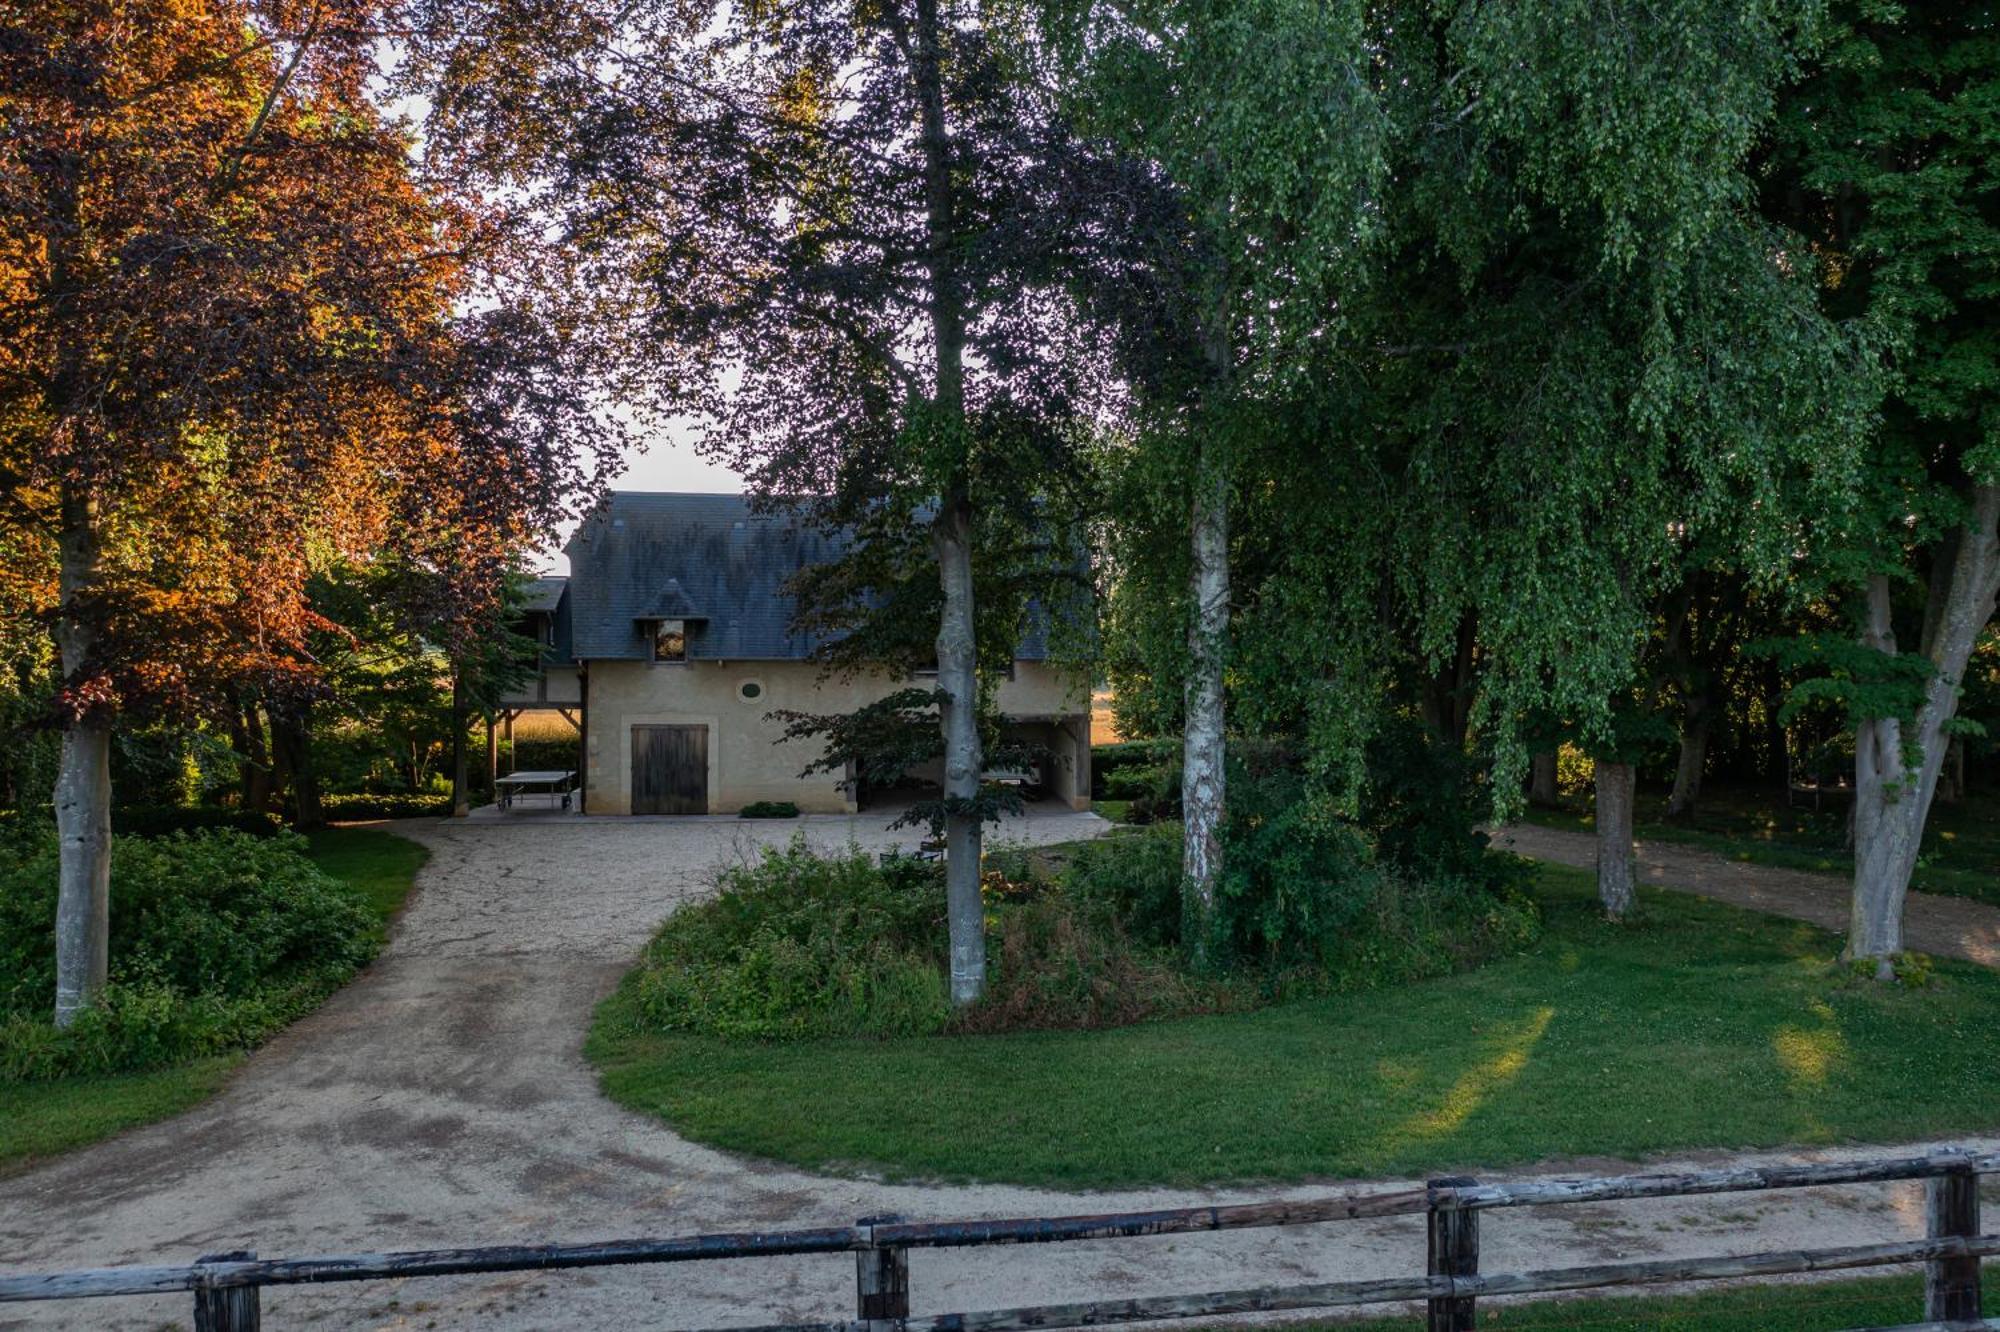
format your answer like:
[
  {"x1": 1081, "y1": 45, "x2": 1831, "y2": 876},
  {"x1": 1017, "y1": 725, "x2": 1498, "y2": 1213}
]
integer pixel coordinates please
[{"x1": 738, "y1": 680, "x2": 764, "y2": 703}]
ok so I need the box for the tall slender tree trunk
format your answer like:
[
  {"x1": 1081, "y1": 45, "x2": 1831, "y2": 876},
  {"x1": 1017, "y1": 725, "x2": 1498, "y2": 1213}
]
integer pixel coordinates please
[
  {"x1": 53, "y1": 486, "x2": 111, "y2": 1027},
  {"x1": 1849, "y1": 490, "x2": 1999, "y2": 969},
  {"x1": 1594, "y1": 760, "x2": 1637, "y2": 920},
  {"x1": 1763, "y1": 659, "x2": 1790, "y2": 794},
  {"x1": 1418, "y1": 614, "x2": 1478, "y2": 749},
  {"x1": 1528, "y1": 750, "x2": 1560, "y2": 807},
  {"x1": 1180, "y1": 288, "x2": 1232, "y2": 968},
  {"x1": 1664, "y1": 696, "x2": 1712, "y2": 821},
  {"x1": 450, "y1": 674, "x2": 470, "y2": 817},
  {"x1": 228, "y1": 695, "x2": 274, "y2": 814},
  {"x1": 934, "y1": 501, "x2": 984, "y2": 1004},
  {"x1": 1182, "y1": 435, "x2": 1228, "y2": 967},
  {"x1": 911, "y1": 0, "x2": 984, "y2": 1004},
  {"x1": 271, "y1": 705, "x2": 323, "y2": 830}
]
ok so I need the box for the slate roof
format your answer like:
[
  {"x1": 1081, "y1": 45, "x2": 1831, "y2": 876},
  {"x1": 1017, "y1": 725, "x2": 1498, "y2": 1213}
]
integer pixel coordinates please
[
  {"x1": 564, "y1": 492, "x2": 1056, "y2": 662},
  {"x1": 516, "y1": 575, "x2": 575, "y2": 666},
  {"x1": 560, "y1": 493, "x2": 844, "y2": 661},
  {"x1": 519, "y1": 576, "x2": 567, "y2": 614}
]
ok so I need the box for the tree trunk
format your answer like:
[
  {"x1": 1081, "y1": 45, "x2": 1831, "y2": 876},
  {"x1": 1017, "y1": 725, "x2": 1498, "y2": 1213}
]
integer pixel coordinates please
[
  {"x1": 271, "y1": 706, "x2": 323, "y2": 830},
  {"x1": 1935, "y1": 735, "x2": 1963, "y2": 805},
  {"x1": 1763, "y1": 658, "x2": 1790, "y2": 793},
  {"x1": 53, "y1": 487, "x2": 111, "y2": 1027},
  {"x1": 1528, "y1": 751, "x2": 1560, "y2": 807},
  {"x1": 1664, "y1": 698, "x2": 1712, "y2": 821},
  {"x1": 1849, "y1": 491, "x2": 1999, "y2": 968},
  {"x1": 1594, "y1": 761, "x2": 1637, "y2": 921},
  {"x1": 1182, "y1": 435, "x2": 1228, "y2": 968},
  {"x1": 228, "y1": 696, "x2": 274, "y2": 814},
  {"x1": 1418, "y1": 614, "x2": 1478, "y2": 750},
  {"x1": 934, "y1": 501, "x2": 985, "y2": 1005},
  {"x1": 911, "y1": 0, "x2": 984, "y2": 1005},
  {"x1": 450, "y1": 674, "x2": 470, "y2": 817}
]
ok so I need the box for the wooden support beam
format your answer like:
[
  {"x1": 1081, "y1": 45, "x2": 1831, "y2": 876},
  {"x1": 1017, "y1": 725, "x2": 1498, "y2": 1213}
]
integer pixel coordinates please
[
  {"x1": 856, "y1": 1216, "x2": 909, "y2": 1324},
  {"x1": 192, "y1": 1252, "x2": 258, "y2": 1332},
  {"x1": 1427, "y1": 1178, "x2": 1478, "y2": 1332},
  {"x1": 1926, "y1": 1161, "x2": 1982, "y2": 1321}
]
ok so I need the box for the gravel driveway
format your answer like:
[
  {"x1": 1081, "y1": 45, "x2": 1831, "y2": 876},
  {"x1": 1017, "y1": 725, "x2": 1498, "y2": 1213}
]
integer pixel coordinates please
[{"x1": 1, "y1": 810, "x2": 1990, "y2": 1330}]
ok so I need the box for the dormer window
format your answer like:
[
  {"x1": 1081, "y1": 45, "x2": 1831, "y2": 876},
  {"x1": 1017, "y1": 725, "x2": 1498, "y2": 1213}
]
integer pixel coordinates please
[{"x1": 654, "y1": 619, "x2": 686, "y2": 663}]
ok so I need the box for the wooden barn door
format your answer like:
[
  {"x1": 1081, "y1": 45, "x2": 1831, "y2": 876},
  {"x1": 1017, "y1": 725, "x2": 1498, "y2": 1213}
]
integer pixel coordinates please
[{"x1": 631, "y1": 725, "x2": 709, "y2": 814}]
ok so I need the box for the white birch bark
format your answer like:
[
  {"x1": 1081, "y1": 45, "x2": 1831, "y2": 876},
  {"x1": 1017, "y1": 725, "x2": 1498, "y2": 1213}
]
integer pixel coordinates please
[
  {"x1": 935, "y1": 504, "x2": 985, "y2": 1005},
  {"x1": 910, "y1": 0, "x2": 984, "y2": 1005},
  {"x1": 1594, "y1": 760, "x2": 1637, "y2": 921},
  {"x1": 53, "y1": 489, "x2": 111, "y2": 1027},
  {"x1": 1181, "y1": 442, "x2": 1228, "y2": 967},
  {"x1": 1848, "y1": 485, "x2": 2000, "y2": 968}
]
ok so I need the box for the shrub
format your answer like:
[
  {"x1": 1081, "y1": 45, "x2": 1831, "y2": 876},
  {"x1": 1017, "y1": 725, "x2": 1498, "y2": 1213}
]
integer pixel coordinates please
[
  {"x1": 1090, "y1": 739, "x2": 1177, "y2": 799},
  {"x1": 620, "y1": 837, "x2": 1241, "y2": 1042},
  {"x1": 959, "y1": 889, "x2": 1237, "y2": 1034},
  {"x1": 0, "y1": 826, "x2": 377, "y2": 1078},
  {"x1": 319, "y1": 792, "x2": 452, "y2": 821},
  {"x1": 110, "y1": 805, "x2": 282, "y2": 838},
  {"x1": 740, "y1": 800, "x2": 801, "y2": 819},
  {"x1": 509, "y1": 737, "x2": 581, "y2": 772},
  {"x1": 1063, "y1": 824, "x2": 1184, "y2": 949},
  {"x1": 1065, "y1": 764, "x2": 1539, "y2": 996},
  {"x1": 627, "y1": 840, "x2": 952, "y2": 1040}
]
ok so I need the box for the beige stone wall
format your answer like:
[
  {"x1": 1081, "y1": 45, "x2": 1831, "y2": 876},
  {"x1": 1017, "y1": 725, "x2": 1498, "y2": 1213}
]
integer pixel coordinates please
[{"x1": 581, "y1": 659, "x2": 1087, "y2": 815}]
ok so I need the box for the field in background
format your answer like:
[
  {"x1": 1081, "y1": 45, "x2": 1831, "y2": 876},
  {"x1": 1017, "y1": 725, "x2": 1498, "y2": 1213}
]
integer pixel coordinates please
[
  {"x1": 509, "y1": 710, "x2": 582, "y2": 742},
  {"x1": 1090, "y1": 689, "x2": 1122, "y2": 744}
]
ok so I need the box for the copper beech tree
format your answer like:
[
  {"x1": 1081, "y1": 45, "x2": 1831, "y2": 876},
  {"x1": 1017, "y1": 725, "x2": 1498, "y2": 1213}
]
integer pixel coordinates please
[{"x1": 0, "y1": 0, "x2": 615, "y2": 1025}]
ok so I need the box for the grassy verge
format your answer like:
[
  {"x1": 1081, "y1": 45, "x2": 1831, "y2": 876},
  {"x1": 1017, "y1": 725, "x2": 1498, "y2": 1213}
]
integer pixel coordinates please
[
  {"x1": 1521, "y1": 786, "x2": 2000, "y2": 908},
  {"x1": 303, "y1": 824, "x2": 433, "y2": 923},
  {"x1": 1323, "y1": 1273, "x2": 1992, "y2": 1329},
  {"x1": 589, "y1": 862, "x2": 2000, "y2": 1189},
  {"x1": 0, "y1": 824, "x2": 428, "y2": 1171}
]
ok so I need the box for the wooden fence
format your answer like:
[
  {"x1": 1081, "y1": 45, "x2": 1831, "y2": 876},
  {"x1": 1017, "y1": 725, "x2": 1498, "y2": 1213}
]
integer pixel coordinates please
[{"x1": 0, "y1": 1148, "x2": 1992, "y2": 1331}]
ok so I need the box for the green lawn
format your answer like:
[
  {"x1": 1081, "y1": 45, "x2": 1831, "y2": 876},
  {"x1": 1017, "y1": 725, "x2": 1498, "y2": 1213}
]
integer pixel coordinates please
[
  {"x1": 588, "y1": 863, "x2": 2000, "y2": 1189},
  {"x1": 1325, "y1": 1273, "x2": 1992, "y2": 1329},
  {"x1": 1522, "y1": 785, "x2": 2000, "y2": 908},
  {"x1": 0, "y1": 824, "x2": 428, "y2": 1172},
  {"x1": 303, "y1": 824, "x2": 433, "y2": 923}
]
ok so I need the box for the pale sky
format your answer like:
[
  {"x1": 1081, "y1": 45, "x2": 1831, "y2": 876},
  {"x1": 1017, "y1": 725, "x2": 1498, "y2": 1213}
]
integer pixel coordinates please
[
  {"x1": 535, "y1": 428, "x2": 748, "y2": 576},
  {"x1": 608, "y1": 431, "x2": 746, "y2": 496}
]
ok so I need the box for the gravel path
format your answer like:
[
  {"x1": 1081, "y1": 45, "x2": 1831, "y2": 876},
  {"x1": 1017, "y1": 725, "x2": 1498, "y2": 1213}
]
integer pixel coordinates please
[
  {"x1": 1491, "y1": 823, "x2": 2000, "y2": 968},
  {"x1": 2, "y1": 811, "x2": 1993, "y2": 1330}
]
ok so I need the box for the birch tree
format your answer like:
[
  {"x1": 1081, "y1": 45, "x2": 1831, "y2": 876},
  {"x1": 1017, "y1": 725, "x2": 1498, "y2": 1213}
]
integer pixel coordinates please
[
  {"x1": 1767, "y1": 2, "x2": 2000, "y2": 971},
  {"x1": 1052, "y1": 0, "x2": 1388, "y2": 963},
  {"x1": 1195, "y1": 0, "x2": 1869, "y2": 883},
  {"x1": 407, "y1": 0, "x2": 1109, "y2": 1003}
]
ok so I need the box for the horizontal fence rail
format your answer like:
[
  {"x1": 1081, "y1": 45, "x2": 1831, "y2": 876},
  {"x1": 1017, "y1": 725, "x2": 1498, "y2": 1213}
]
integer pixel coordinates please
[{"x1": 0, "y1": 1148, "x2": 1992, "y2": 1331}]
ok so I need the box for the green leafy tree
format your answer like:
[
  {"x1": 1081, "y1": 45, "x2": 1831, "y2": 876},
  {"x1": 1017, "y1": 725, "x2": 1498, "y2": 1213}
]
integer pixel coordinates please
[
  {"x1": 1764, "y1": 0, "x2": 2000, "y2": 969},
  {"x1": 403, "y1": 0, "x2": 1125, "y2": 1004},
  {"x1": 1050, "y1": 0, "x2": 1389, "y2": 964}
]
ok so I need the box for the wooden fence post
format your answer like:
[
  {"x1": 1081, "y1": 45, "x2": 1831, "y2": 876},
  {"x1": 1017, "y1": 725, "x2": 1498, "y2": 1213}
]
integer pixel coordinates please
[
  {"x1": 1427, "y1": 1178, "x2": 1478, "y2": 1332},
  {"x1": 857, "y1": 1215, "x2": 909, "y2": 1325},
  {"x1": 1925, "y1": 1160, "x2": 1982, "y2": 1321},
  {"x1": 193, "y1": 1251, "x2": 259, "y2": 1332}
]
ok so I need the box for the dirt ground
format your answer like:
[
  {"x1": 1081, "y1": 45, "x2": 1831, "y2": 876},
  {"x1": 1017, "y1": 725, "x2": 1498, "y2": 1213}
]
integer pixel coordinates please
[
  {"x1": 1492, "y1": 823, "x2": 2000, "y2": 968},
  {"x1": 1, "y1": 810, "x2": 1993, "y2": 1331}
]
